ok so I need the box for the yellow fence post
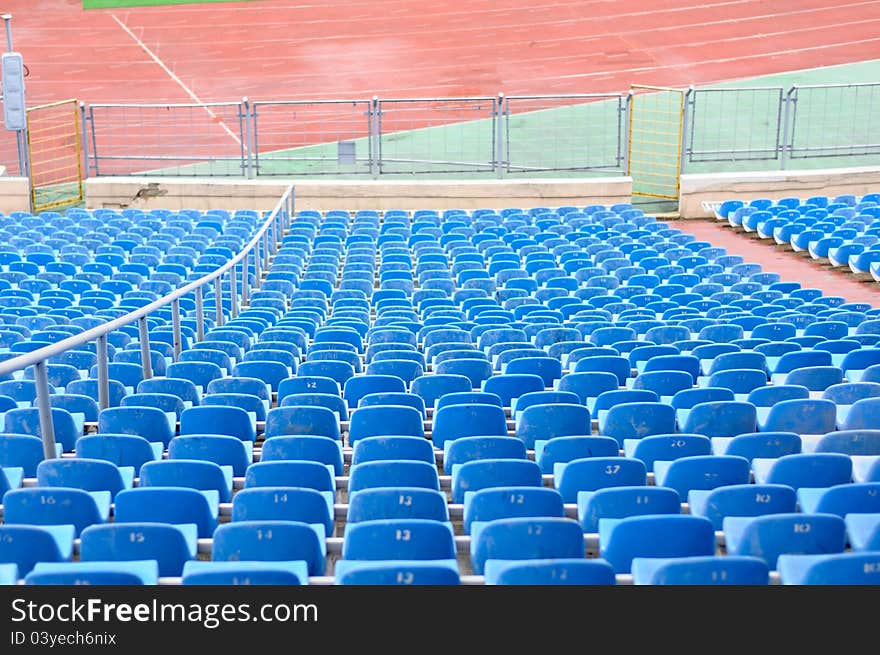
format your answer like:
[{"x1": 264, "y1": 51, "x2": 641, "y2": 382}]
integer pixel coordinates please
[
  {"x1": 627, "y1": 85, "x2": 685, "y2": 202},
  {"x1": 26, "y1": 98, "x2": 84, "y2": 212}
]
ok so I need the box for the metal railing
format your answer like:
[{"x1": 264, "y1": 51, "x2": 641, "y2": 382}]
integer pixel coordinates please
[
  {"x1": 81, "y1": 93, "x2": 632, "y2": 179},
  {"x1": 0, "y1": 184, "x2": 295, "y2": 460},
  {"x1": 40, "y1": 81, "x2": 880, "y2": 184},
  {"x1": 684, "y1": 82, "x2": 880, "y2": 171}
]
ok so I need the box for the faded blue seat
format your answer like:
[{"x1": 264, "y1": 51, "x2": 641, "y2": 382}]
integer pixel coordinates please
[
  {"x1": 113, "y1": 486, "x2": 218, "y2": 538},
  {"x1": 688, "y1": 483, "x2": 798, "y2": 530},
  {"x1": 80, "y1": 523, "x2": 197, "y2": 577},
  {"x1": 534, "y1": 435, "x2": 620, "y2": 474},
  {"x1": 577, "y1": 486, "x2": 681, "y2": 533},
  {"x1": 653, "y1": 455, "x2": 751, "y2": 499},
  {"x1": 554, "y1": 456, "x2": 648, "y2": 503},
  {"x1": 599, "y1": 514, "x2": 716, "y2": 574},
  {"x1": 260, "y1": 435, "x2": 344, "y2": 476},
  {"x1": 516, "y1": 403, "x2": 591, "y2": 449},
  {"x1": 431, "y1": 403, "x2": 508, "y2": 449},
  {"x1": 777, "y1": 551, "x2": 880, "y2": 585},
  {"x1": 752, "y1": 452, "x2": 853, "y2": 490},
  {"x1": 723, "y1": 513, "x2": 846, "y2": 569},
  {"x1": 264, "y1": 405, "x2": 341, "y2": 441},
  {"x1": 631, "y1": 555, "x2": 769, "y2": 585},
  {"x1": 450, "y1": 458, "x2": 542, "y2": 503},
  {"x1": 463, "y1": 486, "x2": 565, "y2": 535},
  {"x1": 470, "y1": 516, "x2": 586, "y2": 576}
]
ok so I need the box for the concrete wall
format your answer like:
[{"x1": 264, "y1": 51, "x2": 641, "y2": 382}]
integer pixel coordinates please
[
  {"x1": 0, "y1": 176, "x2": 32, "y2": 213},
  {"x1": 84, "y1": 176, "x2": 633, "y2": 212},
  {"x1": 679, "y1": 166, "x2": 880, "y2": 218}
]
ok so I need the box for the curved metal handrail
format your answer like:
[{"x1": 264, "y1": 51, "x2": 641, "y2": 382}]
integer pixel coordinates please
[{"x1": 0, "y1": 184, "x2": 294, "y2": 457}]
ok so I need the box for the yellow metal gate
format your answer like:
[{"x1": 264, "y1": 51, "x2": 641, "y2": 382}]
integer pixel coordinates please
[
  {"x1": 627, "y1": 85, "x2": 685, "y2": 201},
  {"x1": 26, "y1": 99, "x2": 84, "y2": 212}
]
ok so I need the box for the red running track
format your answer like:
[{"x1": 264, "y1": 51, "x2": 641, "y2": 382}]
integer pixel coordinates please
[{"x1": 8, "y1": 0, "x2": 880, "y2": 104}]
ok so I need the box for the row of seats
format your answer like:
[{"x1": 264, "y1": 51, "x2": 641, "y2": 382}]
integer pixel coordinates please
[{"x1": 2, "y1": 201, "x2": 880, "y2": 584}]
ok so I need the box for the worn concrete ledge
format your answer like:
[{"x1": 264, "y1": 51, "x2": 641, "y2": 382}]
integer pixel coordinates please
[
  {"x1": 680, "y1": 166, "x2": 880, "y2": 218},
  {"x1": 85, "y1": 176, "x2": 633, "y2": 212},
  {"x1": 0, "y1": 176, "x2": 32, "y2": 213}
]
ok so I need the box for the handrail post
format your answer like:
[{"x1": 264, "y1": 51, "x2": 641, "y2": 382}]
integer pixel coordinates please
[
  {"x1": 96, "y1": 334, "x2": 110, "y2": 410},
  {"x1": 214, "y1": 276, "x2": 224, "y2": 327},
  {"x1": 171, "y1": 298, "x2": 182, "y2": 361},
  {"x1": 195, "y1": 285, "x2": 205, "y2": 342},
  {"x1": 495, "y1": 92, "x2": 504, "y2": 179},
  {"x1": 780, "y1": 85, "x2": 797, "y2": 170},
  {"x1": 34, "y1": 360, "x2": 58, "y2": 460},
  {"x1": 253, "y1": 243, "x2": 261, "y2": 290},
  {"x1": 262, "y1": 229, "x2": 270, "y2": 272},
  {"x1": 240, "y1": 260, "x2": 248, "y2": 309},
  {"x1": 230, "y1": 266, "x2": 239, "y2": 319},
  {"x1": 137, "y1": 316, "x2": 153, "y2": 380}
]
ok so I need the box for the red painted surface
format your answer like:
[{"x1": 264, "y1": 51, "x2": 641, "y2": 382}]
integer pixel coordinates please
[
  {"x1": 5, "y1": 0, "x2": 880, "y2": 105},
  {"x1": 677, "y1": 220, "x2": 880, "y2": 306}
]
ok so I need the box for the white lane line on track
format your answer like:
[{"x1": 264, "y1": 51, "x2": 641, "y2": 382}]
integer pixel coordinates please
[{"x1": 111, "y1": 13, "x2": 241, "y2": 146}]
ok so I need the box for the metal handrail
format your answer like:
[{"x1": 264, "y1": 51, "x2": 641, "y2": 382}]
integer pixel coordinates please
[{"x1": 0, "y1": 184, "x2": 295, "y2": 458}]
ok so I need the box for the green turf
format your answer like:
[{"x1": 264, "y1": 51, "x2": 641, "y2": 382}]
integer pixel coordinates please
[{"x1": 84, "y1": 0, "x2": 260, "y2": 9}]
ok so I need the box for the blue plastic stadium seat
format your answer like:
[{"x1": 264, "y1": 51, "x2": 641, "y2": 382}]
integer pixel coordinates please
[
  {"x1": 515, "y1": 403, "x2": 590, "y2": 449},
  {"x1": 36, "y1": 457, "x2": 133, "y2": 497},
  {"x1": 711, "y1": 430, "x2": 802, "y2": 463},
  {"x1": 451, "y1": 458, "x2": 542, "y2": 504},
  {"x1": 431, "y1": 403, "x2": 508, "y2": 449},
  {"x1": 114, "y1": 486, "x2": 218, "y2": 538},
  {"x1": 470, "y1": 516, "x2": 586, "y2": 576},
  {"x1": 554, "y1": 456, "x2": 648, "y2": 503},
  {"x1": 3, "y1": 487, "x2": 110, "y2": 536},
  {"x1": 347, "y1": 487, "x2": 450, "y2": 524},
  {"x1": 97, "y1": 406, "x2": 175, "y2": 448},
  {"x1": 167, "y1": 434, "x2": 252, "y2": 477},
  {"x1": 723, "y1": 513, "x2": 847, "y2": 569},
  {"x1": 601, "y1": 402, "x2": 676, "y2": 446},
  {"x1": 25, "y1": 560, "x2": 158, "y2": 585},
  {"x1": 335, "y1": 519, "x2": 458, "y2": 580},
  {"x1": 631, "y1": 555, "x2": 769, "y2": 585},
  {"x1": 487, "y1": 558, "x2": 615, "y2": 585},
  {"x1": 0, "y1": 433, "x2": 60, "y2": 477},
  {"x1": 688, "y1": 483, "x2": 798, "y2": 530},
  {"x1": 179, "y1": 405, "x2": 256, "y2": 442},
  {"x1": 777, "y1": 551, "x2": 880, "y2": 585},
  {"x1": 140, "y1": 459, "x2": 234, "y2": 503},
  {"x1": 260, "y1": 435, "x2": 344, "y2": 476},
  {"x1": 533, "y1": 435, "x2": 620, "y2": 474},
  {"x1": 751, "y1": 452, "x2": 853, "y2": 490},
  {"x1": 577, "y1": 486, "x2": 681, "y2": 533},
  {"x1": 212, "y1": 520, "x2": 325, "y2": 577},
  {"x1": 652, "y1": 455, "x2": 751, "y2": 499},
  {"x1": 623, "y1": 434, "x2": 712, "y2": 471},
  {"x1": 347, "y1": 405, "x2": 425, "y2": 446},
  {"x1": 463, "y1": 486, "x2": 565, "y2": 535},
  {"x1": 797, "y1": 482, "x2": 880, "y2": 517},
  {"x1": 351, "y1": 435, "x2": 435, "y2": 465},
  {"x1": 264, "y1": 405, "x2": 341, "y2": 441},
  {"x1": 599, "y1": 514, "x2": 716, "y2": 574},
  {"x1": 231, "y1": 487, "x2": 334, "y2": 537},
  {"x1": 79, "y1": 523, "x2": 197, "y2": 577},
  {"x1": 4, "y1": 407, "x2": 82, "y2": 452},
  {"x1": 0, "y1": 525, "x2": 74, "y2": 577}
]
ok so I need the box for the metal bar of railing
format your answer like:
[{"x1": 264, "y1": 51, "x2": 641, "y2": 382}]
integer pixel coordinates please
[
  {"x1": 195, "y1": 285, "x2": 205, "y2": 342},
  {"x1": 33, "y1": 361, "x2": 57, "y2": 460},
  {"x1": 137, "y1": 315, "x2": 153, "y2": 380},
  {"x1": 0, "y1": 184, "x2": 294, "y2": 458}
]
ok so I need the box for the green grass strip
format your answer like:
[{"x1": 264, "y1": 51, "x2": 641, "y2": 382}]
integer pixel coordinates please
[{"x1": 84, "y1": 0, "x2": 260, "y2": 9}]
